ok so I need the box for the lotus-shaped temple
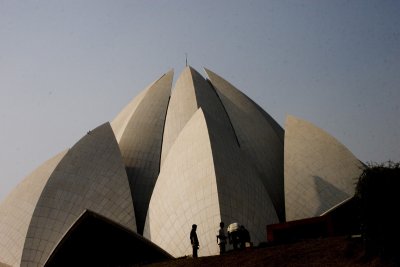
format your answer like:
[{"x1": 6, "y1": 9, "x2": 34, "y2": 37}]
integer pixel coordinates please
[{"x1": 0, "y1": 66, "x2": 364, "y2": 266}]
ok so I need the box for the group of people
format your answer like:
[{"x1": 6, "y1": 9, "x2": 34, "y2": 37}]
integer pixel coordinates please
[
  {"x1": 190, "y1": 222, "x2": 251, "y2": 258},
  {"x1": 217, "y1": 221, "x2": 251, "y2": 254}
]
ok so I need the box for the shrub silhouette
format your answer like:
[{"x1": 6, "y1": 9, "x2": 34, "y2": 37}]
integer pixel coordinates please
[{"x1": 355, "y1": 161, "x2": 400, "y2": 262}]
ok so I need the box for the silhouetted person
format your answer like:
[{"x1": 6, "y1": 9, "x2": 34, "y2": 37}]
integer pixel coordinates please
[
  {"x1": 227, "y1": 222, "x2": 240, "y2": 250},
  {"x1": 190, "y1": 224, "x2": 199, "y2": 258},
  {"x1": 239, "y1": 225, "x2": 251, "y2": 249},
  {"x1": 217, "y1": 222, "x2": 227, "y2": 254}
]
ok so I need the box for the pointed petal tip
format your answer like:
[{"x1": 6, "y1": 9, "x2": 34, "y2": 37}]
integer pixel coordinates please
[{"x1": 203, "y1": 67, "x2": 211, "y2": 78}]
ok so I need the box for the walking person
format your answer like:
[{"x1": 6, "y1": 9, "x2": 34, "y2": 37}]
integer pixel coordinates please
[
  {"x1": 190, "y1": 224, "x2": 199, "y2": 258},
  {"x1": 217, "y1": 222, "x2": 227, "y2": 254}
]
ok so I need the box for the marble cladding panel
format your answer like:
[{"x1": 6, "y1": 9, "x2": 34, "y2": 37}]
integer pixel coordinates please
[
  {"x1": 111, "y1": 86, "x2": 149, "y2": 142},
  {"x1": 284, "y1": 115, "x2": 364, "y2": 221},
  {"x1": 205, "y1": 68, "x2": 285, "y2": 222},
  {"x1": 145, "y1": 109, "x2": 221, "y2": 257},
  {"x1": 161, "y1": 67, "x2": 200, "y2": 166},
  {"x1": 203, "y1": 110, "x2": 279, "y2": 246},
  {"x1": 0, "y1": 152, "x2": 66, "y2": 267},
  {"x1": 20, "y1": 123, "x2": 136, "y2": 266},
  {"x1": 116, "y1": 70, "x2": 173, "y2": 233}
]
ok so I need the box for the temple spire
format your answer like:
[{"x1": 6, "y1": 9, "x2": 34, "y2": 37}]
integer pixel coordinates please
[{"x1": 185, "y1": 53, "x2": 188, "y2": 66}]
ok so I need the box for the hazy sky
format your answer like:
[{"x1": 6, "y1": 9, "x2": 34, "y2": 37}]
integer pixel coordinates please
[{"x1": 1, "y1": 0, "x2": 399, "y2": 201}]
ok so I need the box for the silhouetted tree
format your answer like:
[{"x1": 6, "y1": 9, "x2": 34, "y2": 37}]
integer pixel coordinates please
[{"x1": 355, "y1": 161, "x2": 400, "y2": 262}]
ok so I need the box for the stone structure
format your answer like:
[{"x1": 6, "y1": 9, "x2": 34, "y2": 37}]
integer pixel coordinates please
[
  {"x1": 0, "y1": 66, "x2": 363, "y2": 266},
  {"x1": 284, "y1": 115, "x2": 364, "y2": 221}
]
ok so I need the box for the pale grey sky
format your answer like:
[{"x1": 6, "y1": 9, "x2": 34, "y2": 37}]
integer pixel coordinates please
[{"x1": 1, "y1": 0, "x2": 399, "y2": 201}]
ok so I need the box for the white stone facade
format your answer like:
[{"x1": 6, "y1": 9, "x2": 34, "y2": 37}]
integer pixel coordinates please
[
  {"x1": 284, "y1": 115, "x2": 364, "y2": 221},
  {"x1": 111, "y1": 70, "x2": 173, "y2": 234},
  {"x1": 0, "y1": 66, "x2": 364, "y2": 266},
  {"x1": 0, "y1": 123, "x2": 136, "y2": 266}
]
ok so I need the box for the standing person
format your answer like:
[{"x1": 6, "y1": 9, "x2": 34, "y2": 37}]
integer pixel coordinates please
[
  {"x1": 239, "y1": 225, "x2": 251, "y2": 249},
  {"x1": 190, "y1": 224, "x2": 199, "y2": 258},
  {"x1": 227, "y1": 222, "x2": 240, "y2": 250},
  {"x1": 216, "y1": 222, "x2": 227, "y2": 254}
]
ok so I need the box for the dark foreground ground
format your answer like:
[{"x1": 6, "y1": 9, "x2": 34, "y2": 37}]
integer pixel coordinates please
[{"x1": 139, "y1": 236, "x2": 397, "y2": 267}]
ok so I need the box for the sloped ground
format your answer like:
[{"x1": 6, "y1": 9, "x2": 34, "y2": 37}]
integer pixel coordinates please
[{"x1": 140, "y1": 236, "x2": 396, "y2": 267}]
